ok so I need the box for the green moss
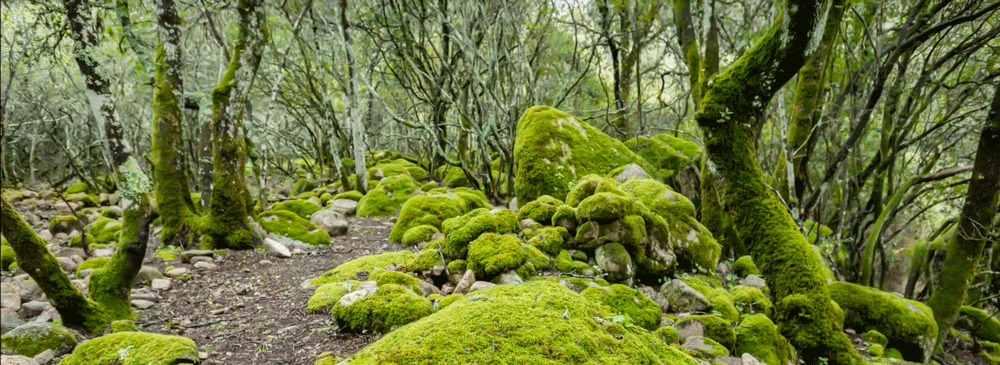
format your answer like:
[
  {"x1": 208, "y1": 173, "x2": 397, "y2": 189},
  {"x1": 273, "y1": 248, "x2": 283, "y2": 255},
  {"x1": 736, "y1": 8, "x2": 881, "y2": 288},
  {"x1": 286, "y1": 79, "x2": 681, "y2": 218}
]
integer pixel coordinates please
[
  {"x1": 956, "y1": 306, "x2": 1000, "y2": 343},
  {"x1": 332, "y1": 283, "x2": 433, "y2": 333},
  {"x1": 622, "y1": 178, "x2": 696, "y2": 218},
  {"x1": 552, "y1": 204, "x2": 577, "y2": 230},
  {"x1": 332, "y1": 190, "x2": 364, "y2": 202},
  {"x1": 674, "y1": 314, "x2": 736, "y2": 349},
  {"x1": 828, "y1": 281, "x2": 936, "y2": 362},
  {"x1": 258, "y1": 210, "x2": 331, "y2": 245},
  {"x1": 735, "y1": 313, "x2": 797, "y2": 365},
  {"x1": 291, "y1": 180, "x2": 317, "y2": 196},
  {"x1": 513, "y1": 106, "x2": 657, "y2": 204},
  {"x1": 371, "y1": 269, "x2": 424, "y2": 295},
  {"x1": 734, "y1": 255, "x2": 760, "y2": 276},
  {"x1": 270, "y1": 199, "x2": 323, "y2": 220},
  {"x1": 581, "y1": 284, "x2": 661, "y2": 330},
  {"x1": 707, "y1": 288, "x2": 739, "y2": 322},
  {"x1": 518, "y1": 195, "x2": 564, "y2": 224},
  {"x1": 527, "y1": 226, "x2": 569, "y2": 256},
  {"x1": 447, "y1": 259, "x2": 467, "y2": 274},
  {"x1": 308, "y1": 281, "x2": 354, "y2": 312},
  {"x1": 154, "y1": 247, "x2": 180, "y2": 262},
  {"x1": 623, "y1": 136, "x2": 690, "y2": 177},
  {"x1": 357, "y1": 175, "x2": 421, "y2": 217},
  {"x1": 439, "y1": 165, "x2": 471, "y2": 188},
  {"x1": 87, "y1": 217, "x2": 122, "y2": 243},
  {"x1": 448, "y1": 187, "x2": 492, "y2": 211},
  {"x1": 389, "y1": 193, "x2": 466, "y2": 242},
  {"x1": 555, "y1": 249, "x2": 594, "y2": 274},
  {"x1": 110, "y1": 319, "x2": 138, "y2": 333},
  {"x1": 654, "y1": 326, "x2": 680, "y2": 344},
  {"x1": 654, "y1": 134, "x2": 702, "y2": 160},
  {"x1": 980, "y1": 341, "x2": 1000, "y2": 364},
  {"x1": 76, "y1": 257, "x2": 111, "y2": 277},
  {"x1": 65, "y1": 182, "x2": 90, "y2": 194},
  {"x1": 576, "y1": 192, "x2": 636, "y2": 222},
  {"x1": 441, "y1": 208, "x2": 519, "y2": 257},
  {"x1": 68, "y1": 233, "x2": 97, "y2": 247},
  {"x1": 884, "y1": 348, "x2": 903, "y2": 360},
  {"x1": 467, "y1": 233, "x2": 529, "y2": 279},
  {"x1": 409, "y1": 248, "x2": 441, "y2": 272},
  {"x1": 438, "y1": 293, "x2": 465, "y2": 310},
  {"x1": 420, "y1": 182, "x2": 439, "y2": 191},
  {"x1": 48, "y1": 214, "x2": 81, "y2": 235},
  {"x1": 347, "y1": 281, "x2": 698, "y2": 364},
  {"x1": 57, "y1": 332, "x2": 198, "y2": 365},
  {"x1": 401, "y1": 225, "x2": 439, "y2": 246},
  {"x1": 310, "y1": 251, "x2": 415, "y2": 286},
  {"x1": 368, "y1": 158, "x2": 428, "y2": 182},
  {"x1": 867, "y1": 343, "x2": 884, "y2": 357},
  {"x1": 729, "y1": 285, "x2": 773, "y2": 317},
  {"x1": 1, "y1": 322, "x2": 77, "y2": 357},
  {"x1": 1, "y1": 244, "x2": 15, "y2": 270},
  {"x1": 863, "y1": 330, "x2": 888, "y2": 347},
  {"x1": 65, "y1": 192, "x2": 99, "y2": 207}
]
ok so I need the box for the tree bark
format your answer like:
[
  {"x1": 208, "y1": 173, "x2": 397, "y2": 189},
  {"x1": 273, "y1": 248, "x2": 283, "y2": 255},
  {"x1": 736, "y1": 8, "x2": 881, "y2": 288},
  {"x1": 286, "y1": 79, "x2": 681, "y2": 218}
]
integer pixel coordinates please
[
  {"x1": 926, "y1": 85, "x2": 1000, "y2": 351},
  {"x1": 338, "y1": 0, "x2": 368, "y2": 194},
  {"x1": 694, "y1": 0, "x2": 863, "y2": 362},
  {"x1": 672, "y1": 0, "x2": 702, "y2": 109}
]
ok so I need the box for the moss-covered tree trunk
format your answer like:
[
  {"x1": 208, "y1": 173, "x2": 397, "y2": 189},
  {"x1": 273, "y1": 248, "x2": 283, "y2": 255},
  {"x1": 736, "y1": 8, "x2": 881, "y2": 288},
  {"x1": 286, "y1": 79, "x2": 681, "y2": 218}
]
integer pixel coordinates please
[
  {"x1": 672, "y1": 0, "x2": 702, "y2": 109},
  {"x1": 151, "y1": 0, "x2": 198, "y2": 246},
  {"x1": 204, "y1": 0, "x2": 268, "y2": 249},
  {"x1": 926, "y1": 85, "x2": 1000, "y2": 351},
  {"x1": 1, "y1": 195, "x2": 109, "y2": 333},
  {"x1": 694, "y1": 0, "x2": 863, "y2": 363}
]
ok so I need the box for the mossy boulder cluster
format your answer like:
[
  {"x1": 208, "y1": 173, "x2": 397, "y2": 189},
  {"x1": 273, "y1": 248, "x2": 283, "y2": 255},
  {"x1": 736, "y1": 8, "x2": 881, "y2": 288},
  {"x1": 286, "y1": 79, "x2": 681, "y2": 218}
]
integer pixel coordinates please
[
  {"x1": 828, "y1": 281, "x2": 938, "y2": 362},
  {"x1": 388, "y1": 188, "x2": 492, "y2": 243}
]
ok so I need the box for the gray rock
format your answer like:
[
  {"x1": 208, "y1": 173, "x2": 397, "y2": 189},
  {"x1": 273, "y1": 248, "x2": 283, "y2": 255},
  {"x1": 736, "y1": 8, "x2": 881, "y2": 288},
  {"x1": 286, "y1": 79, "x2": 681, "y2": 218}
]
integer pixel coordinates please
[
  {"x1": 327, "y1": 199, "x2": 359, "y2": 216},
  {"x1": 660, "y1": 279, "x2": 710, "y2": 313},
  {"x1": 180, "y1": 250, "x2": 214, "y2": 263},
  {"x1": 19, "y1": 300, "x2": 51, "y2": 318},
  {"x1": 715, "y1": 356, "x2": 742, "y2": 365},
  {"x1": 417, "y1": 281, "x2": 441, "y2": 297},
  {"x1": 682, "y1": 336, "x2": 729, "y2": 357},
  {"x1": 135, "y1": 266, "x2": 164, "y2": 282},
  {"x1": 131, "y1": 300, "x2": 155, "y2": 309},
  {"x1": 310, "y1": 210, "x2": 349, "y2": 236},
  {"x1": 57, "y1": 257, "x2": 79, "y2": 273},
  {"x1": 0, "y1": 355, "x2": 37, "y2": 365},
  {"x1": 263, "y1": 238, "x2": 292, "y2": 258},
  {"x1": 453, "y1": 270, "x2": 476, "y2": 294},
  {"x1": 32, "y1": 308, "x2": 59, "y2": 323},
  {"x1": 32, "y1": 349, "x2": 54, "y2": 365},
  {"x1": 1, "y1": 293, "x2": 21, "y2": 311},
  {"x1": 469, "y1": 281, "x2": 496, "y2": 292},
  {"x1": 78, "y1": 269, "x2": 94, "y2": 279},
  {"x1": 743, "y1": 275, "x2": 766, "y2": 289},
  {"x1": 614, "y1": 163, "x2": 650, "y2": 183},
  {"x1": 70, "y1": 280, "x2": 87, "y2": 293},
  {"x1": 498, "y1": 271, "x2": 523, "y2": 286},
  {"x1": 742, "y1": 353, "x2": 762, "y2": 365},
  {"x1": 150, "y1": 279, "x2": 171, "y2": 291},
  {"x1": 193, "y1": 261, "x2": 216, "y2": 270},
  {"x1": 716, "y1": 262, "x2": 732, "y2": 276},
  {"x1": 12, "y1": 279, "x2": 43, "y2": 302},
  {"x1": 508, "y1": 198, "x2": 518, "y2": 212},
  {"x1": 165, "y1": 268, "x2": 189, "y2": 277},
  {"x1": 37, "y1": 230, "x2": 53, "y2": 243},
  {"x1": 637, "y1": 286, "x2": 669, "y2": 313},
  {"x1": 674, "y1": 316, "x2": 705, "y2": 342},
  {"x1": 338, "y1": 281, "x2": 378, "y2": 307},
  {"x1": 594, "y1": 243, "x2": 635, "y2": 284},
  {"x1": 2, "y1": 322, "x2": 76, "y2": 357},
  {"x1": 1, "y1": 314, "x2": 25, "y2": 335},
  {"x1": 91, "y1": 248, "x2": 115, "y2": 257},
  {"x1": 130, "y1": 290, "x2": 161, "y2": 302},
  {"x1": 189, "y1": 256, "x2": 214, "y2": 265}
]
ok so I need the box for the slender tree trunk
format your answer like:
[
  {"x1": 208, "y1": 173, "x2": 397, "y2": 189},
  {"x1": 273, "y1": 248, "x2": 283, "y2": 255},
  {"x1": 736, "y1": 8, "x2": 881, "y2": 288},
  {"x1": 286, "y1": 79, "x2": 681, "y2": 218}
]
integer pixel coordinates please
[
  {"x1": 926, "y1": 85, "x2": 1000, "y2": 352},
  {"x1": 151, "y1": 0, "x2": 198, "y2": 246},
  {"x1": 673, "y1": 0, "x2": 702, "y2": 109},
  {"x1": 204, "y1": 0, "x2": 268, "y2": 249},
  {"x1": 694, "y1": 0, "x2": 863, "y2": 362},
  {"x1": 338, "y1": 0, "x2": 368, "y2": 194}
]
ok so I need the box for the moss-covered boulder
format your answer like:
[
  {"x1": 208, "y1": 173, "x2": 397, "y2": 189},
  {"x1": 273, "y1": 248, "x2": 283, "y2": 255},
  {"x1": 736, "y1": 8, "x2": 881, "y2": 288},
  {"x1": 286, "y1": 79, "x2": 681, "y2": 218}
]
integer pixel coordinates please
[
  {"x1": 401, "y1": 224, "x2": 440, "y2": 246},
  {"x1": 258, "y1": 210, "x2": 331, "y2": 246},
  {"x1": 307, "y1": 281, "x2": 355, "y2": 312},
  {"x1": 291, "y1": 179, "x2": 317, "y2": 196},
  {"x1": 735, "y1": 313, "x2": 796, "y2": 365},
  {"x1": 729, "y1": 285, "x2": 773, "y2": 317},
  {"x1": 681, "y1": 336, "x2": 729, "y2": 358},
  {"x1": 57, "y1": 332, "x2": 199, "y2": 365},
  {"x1": 956, "y1": 306, "x2": 1000, "y2": 343},
  {"x1": 526, "y1": 226, "x2": 570, "y2": 256},
  {"x1": 654, "y1": 326, "x2": 680, "y2": 344},
  {"x1": 466, "y1": 233, "x2": 542, "y2": 279},
  {"x1": 594, "y1": 243, "x2": 635, "y2": 284},
  {"x1": 441, "y1": 208, "x2": 518, "y2": 257},
  {"x1": 48, "y1": 215, "x2": 82, "y2": 235},
  {"x1": 65, "y1": 182, "x2": 90, "y2": 194},
  {"x1": 65, "y1": 192, "x2": 99, "y2": 207},
  {"x1": 310, "y1": 251, "x2": 415, "y2": 286},
  {"x1": 357, "y1": 174, "x2": 421, "y2": 217},
  {"x1": 733, "y1": 255, "x2": 760, "y2": 276},
  {"x1": 86, "y1": 217, "x2": 122, "y2": 243},
  {"x1": 368, "y1": 158, "x2": 428, "y2": 182},
  {"x1": 555, "y1": 249, "x2": 595, "y2": 275},
  {"x1": 345, "y1": 281, "x2": 699, "y2": 364},
  {"x1": 1, "y1": 322, "x2": 77, "y2": 357},
  {"x1": 513, "y1": 106, "x2": 656, "y2": 204},
  {"x1": 332, "y1": 283, "x2": 433, "y2": 333},
  {"x1": 623, "y1": 135, "x2": 691, "y2": 178},
  {"x1": 622, "y1": 178, "x2": 695, "y2": 218},
  {"x1": 439, "y1": 165, "x2": 471, "y2": 188},
  {"x1": 673, "y1": 314, "x2": 736, "y2": 349},
  {"x1": 517, "y1": 195, "x2": 564, "y2": 224},
  {"x1": 389, "y1": 193, "x2": 466, "y2": 243},
  {"x1": 828, "y1": 281, "x2": 937, "y2": 362},
  {"x1": 333, "y1": 190, "x2": 364, "y2": 202},
  {"x1": 76, "y1": 256, "x2": 111, "y2": 277},
  {"x1": 581, "y1": 284, "x2": 661, "y2": 330},
  {"x1": 270, "y1": 199, "x2": 323, "y2": 220}
]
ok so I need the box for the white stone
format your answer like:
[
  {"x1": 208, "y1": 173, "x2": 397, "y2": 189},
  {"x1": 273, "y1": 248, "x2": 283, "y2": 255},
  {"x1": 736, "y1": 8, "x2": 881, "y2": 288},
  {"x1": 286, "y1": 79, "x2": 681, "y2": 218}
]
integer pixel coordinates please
[
  {"x1": 263, "y1": 238, "x2": 291, "y2": 258},
  {"x1": 131, "y1": 300, "x2": 155, "y2": 309},
  {"x1": 165, "y1": 268, "x2": 189, "y2": 277},
  {"x1": 151, "y1": 279, "x2": 172, "y2": 291}
]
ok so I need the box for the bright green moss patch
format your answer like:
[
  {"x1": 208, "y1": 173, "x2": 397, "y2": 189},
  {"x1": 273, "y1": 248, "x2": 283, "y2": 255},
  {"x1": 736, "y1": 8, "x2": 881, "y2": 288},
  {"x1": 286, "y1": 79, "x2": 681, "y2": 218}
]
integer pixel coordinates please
[
  {"x1": 729, "y1": 285, "x2": 773, "y2": 317},
  {"x1": 310, "y1": 251, "x2": 415, "y2": 286},
  {"x1": 347, "y1": 281, "x2": 698, "y2": 365},
  {"x1": 368, "y1": 158, "x2": 428, "y2": 182},
  {"x1": 87, "y1": 217, "x2": 122, "y2": 243},
  {"x1": 654, "y1": 326, "x2": 680, "y2": 344},
  {"x1": 48, "y1": 214, "x2": 81, "y2": 235},
  {"x1": 622, "y1": 178, "x2": 696, "y2": 218},
  {"x1": 68, "y1": 233, "x2": 97, "y2": 247},
  {"x1": 110, "y1": 320, "x2": 138, "y2": 333},
  {"x1": 291, "y1": 179, "x2": 317, "y2": 196},
  {"x1": 357, "y1": 174, "x2": 421, "y2": 217},
  {"x1": 154, "y1": 247, "x2": 180, "y2": 262},
  {"x1": 258, "y1": 210, "x2": 331, "y2": 246},
  {"x1": 401, "y1": 224, "x2": 439, "y2": 246},
  {"x1": 576, "y1": 192, "x2": 636, "y2": 222},
  {"x1": 581, "y1": 284, "x2": 661, "y2": 330},
  {"x1": 65, "y1": 182, "x2": 90, "y2": 194},
  {"x1": 76, "y1": 256, "x2": 111, "y2": 277},
  {"x1": 1, "y1": 243, "x2": 15, "y2": 271},
  {"x1": 270, "y1": 199, "x2": 323, "y2": 220},
  {"x1": 439, "y1": 165, "x2": 471, "y2": 188},
  {"x1": 467, "y1": 233, "x2": 529, "y2": 279},
  {"x1": 371, "y1": 269, "x2": 424, "y2": 295},
  {"x1": 389, "y1": 193, "x2": 466, "y2": 242},
  {"x1": 956, "y1": 306, "x2": 1000, "y2": 343},
  {"x1": 332, "y1": 283, "x2": 433, "y2": 333},
  {"x1": 408, "y1": 248, "x2": 441, "y2": 272},
  {"x1": 828, "y1": 281, "x2": 936, "y2": 362},
  {"x1": 867, "y1": 343, "x2": 885, "y2": 357},
  {"x1": 733, "y1": 255, "x2": 760, "y2": 276},
  {"x1": 674, "y1": 314, "x2": 735, "y2": 348},
  {"x1": 308, "y1": 281, "x2": 354, "y2": 312},
  {"x1": 706, "y1": 288, "x2": 739, "y2": 322},
  {"x1": 863, "y1": 330, "x2": 888, "y2": 347},
  {"x1": 518, "y1": 195, "x2": 564, "y2": 224},
  {"x1": 654, "y1": 134, "x2": 702, "y2": 160},
  {"x1": 623, "y1": 136, "x2": 690, "y2": 178},
  {"x1": 555, "y1": 249, "x2": 593, "y2": 274},
  {"x1": 526, "y1": 226, "x2": 569, "y2": 255},
  {"x1": 441, "y1": 208, "x2": 519, "y2": 257},
  {"x1": 735, "y1": 313, "x2": 796, "y2": 365},
  {"x1": 438, "y1": 293, "x2": 465, "y2": 310},
  {"x1": 58, "y1": 331, "x2": 198, "y2": 365},
  {"x1": 1, "y1": 322, "x2": 77, "y2": 357},
  {"x1": 333, "y1": 190, "x2": 364, "y2": 202}
]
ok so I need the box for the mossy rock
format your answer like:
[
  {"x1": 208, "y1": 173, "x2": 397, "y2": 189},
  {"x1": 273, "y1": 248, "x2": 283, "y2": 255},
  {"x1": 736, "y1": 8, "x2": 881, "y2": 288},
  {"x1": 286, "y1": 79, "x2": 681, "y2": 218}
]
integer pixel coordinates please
[
  {"x1": 576, "y1": 192, "x2": 636, "y2": 222},
  {"x1": 555, "y1": 249, "x2": 595, "y2": 274},
  {"x1": 863, "y1": 330, "x2": 889, "y2": 347},
  {"x1": 68, "y1": 233, "x2": 97, "y2": 247},
  {"x1": 65, "y1": 182, "x2": 90, "y2": 194},
  {"x1": 368, "y1": 158, "x2": 428, "y2": 182},
  {"x1": 466, "y1": 233, "x2": 529, "y2": 279},
  {"x1": 1, "y1": 244, "x2": 15, "y2": 271},
  {"x1": 308, "y1": 281, "x2": 355, "y2": 312},
  {"x1": 733, "y1": 255, "x2": 760, "y2": 276},
  {"x1": 270, "y1": 199, "x2": 323, "y2": 220},
  {"x1": 87, "y1": 217, "x2": 122, "y2": 243},
  {"x1": 76, "y1": 256, "x2": 111, "y2": 277},
  {"x1": 258, "y1": 210, "x2": 331, "y2": 246},
  {"x1": 110, "y1": 319, "x2": 138, "y2": 333},
  {"x1": 57, "y1": 332, "x2": 199, "y2": 365},
  {"x1": 735, "y1": 313, "x2": 796, "y2": 365},
  {"x1": 517, "y1": 195, "x2": 564, "y2": 224},
  {"x1": 706, "y1": 288, "x2": 739, "y2": 322},
  {"x1": 332, "y1": 283, "x2": 433, "y2": 333},
  {"x1": 654, "y1": 326, "x2": 680, "y2": 344},
  {"x1": 371, "y1": 269, "x2": 424, "y2": 295},
  {"x1": 346, "y1": 281, "x2": 699, "y2": 364},
  {"x1": 291, "y1": 179, "x2": 317, "y2": 196},
  {"x1": 623, "y1": 136, "x2": 691, "y2": 178},
  {"x1": 729, "y1": 285, "x2": 773, "y2": 317},
  {"x1": 594, "y1": 243, "x2": 635, "y2": 283},
  {"x1": 956, "y1": 306, "x2": 1000, "y2": 343},
  {"x1": 673, "y1": 314, "x2": 735, "y2": 348},
  {"x1": 439, "y1": 165, "x2": 471, "y2": 188},
  {"x1": 357, "y1": 174, "x2": 421, "y2": 217},
  {"x1": 1, "y1": 322, "x2": 77, "y2": 357},
  {"x1": 828, "y1": 281, "x2": 937, "y2": 362},
  {"x1": 389, "y1": 193, "x2": 466, "y2": 242},
  {"x1": 408, "y1": 248, "x2": 442, "y2": 272},
  {"x1": 526, "y1": 226, "x2": 570, "y2": 256},
  {"x1": 867, "y1": 343, "x2": 885, "y2": 357},
  {"x1": 512, "y1": 105, "x2": 657, "y2": 205},
  {"x1": 645, "y1": 210, "x2": 720, "y2": 274},
  {"x1": 581, "y1": 284, "x2": 661, "y2": 331},
  {"x1": 310, "y1": 251, "x2": 415, "y2": 286},
  {"x1": 48, "y1": 215, "x2": 82, "y2": 235},
  {"x1": 681, "y1": 336, "x2": 729, "y2": 358},
  {"x1": 446, "y1": 187, "x2": 492, "y2": 211},
  {"x1": 653, "y1": 134, "x2": 701, "y2": 160},
  {"x1": 437, "y1": 293, "x2": 465, "y2": 310},
  {"x1": 401, "y1": 224, "x2": 440, "y2": 246},
  {"x1": 332, "y1": 190, "x2": 364, "y2": 202},
  {"x1": 552, "y1": 204, "x2": 577, "y2": 231},
  {"x1": 441, "y1": 208, "x2": 519, "y2": 257},
  {"x1": 622, "y1": 178, "x2": 696, "y2": 219}
]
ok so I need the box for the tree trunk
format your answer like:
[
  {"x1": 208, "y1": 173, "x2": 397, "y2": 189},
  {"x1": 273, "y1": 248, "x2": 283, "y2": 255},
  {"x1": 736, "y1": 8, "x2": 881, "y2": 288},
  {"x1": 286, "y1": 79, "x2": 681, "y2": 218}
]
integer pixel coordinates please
[
  {"x1": 673, "y1": 0, "x2": 702, "y2": 109},
  {"x1": 338, "y1": 0, "x2": 368, "y2": 194},
  {"x1": 151, "y1": 0, "x2": 198, "y2": 246},
  {"x1": 204, "y1": 0, "x2": 268, "y2": 249},
  {"x1": 694, "y1": 0, "x2": 863, "y2": 362},
  {"x1": 926, "y1": 85, "x2": 1000, "y2": 351}
]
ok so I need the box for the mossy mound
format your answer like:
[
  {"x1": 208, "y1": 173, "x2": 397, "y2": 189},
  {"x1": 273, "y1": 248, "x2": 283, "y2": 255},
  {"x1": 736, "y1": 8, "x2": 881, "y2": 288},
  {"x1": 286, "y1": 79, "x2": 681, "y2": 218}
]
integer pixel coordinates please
[
  {"x1": 526, "y1": 226, "x2": 570, "y2": 256},
  {"x1": 1, "y1": 242, "x2": 15, "y2": 271},
  {"x1": 441, "y1": 208, "x2": 519, "y2": 257},
  {"x1": 623, "y1": 135, "x2": 691, "y2": 178},
  {"x1": 68, "y1": 233, "x2": 97, "y2": 248},
  {"x1": 729, "y1": 285, "x2": 773, "y2": 317},
  {"x1": 368, "y1": 158, "x2": 428, "y2": 182},
  {"x1": 332, "y1": 284, "x2": 433, "y2": 333},
  {"x1": 512, "y1": 105, "x2": 656, "y2": 204},
  {"x1": 310, "y1": 251, "x2": 415, "y2": 286},
  {"x1": 333, "y1": 190, "x2": 364, "y2": 202},
  {"x1": 357, "y1": 174, "x2": 421, "y2": 217},
  {"x1": 87, "y1": 217, "x2": 122, "y2": 243},
  {"x1": 581, "y1": 284, "x2": 661, "y2": 331},
  {"x1": 442, "y1": 187, "x2": 492, "y2": 211},
  {"x1": 65, "y1": 192, "x2": 99, "y2": 207},
  {"x1": 76, "y1": 256, "x2": 111, "y2": 277},
  {"x1": 706, "y1": 288, "x2": 739, "y2": 322},
  {"x1": 400, "y1": 224, "x2": 439, "y2": 246},
  {"x1": 371, "y1": 269, "x2": 424, "y2": 295},
  {"x1": 258, "y1": 210, "x2": 331, "y2": 246},
  {"x1": 439, "y1": 165, "x2": 471, "y2": 188},
  {"x1": 674, "y1": 314, "x2": 735, "y2": 349},
  {"x1": 1, "y1": 322, "x2": 77, "y2": 357},
  {"x1": 956, "y1": 306, "x2": 1000, "y2": 343},
  {"x1": 48, "y1": 214, "x2": 82, "y2": 235},
  {"x1": 408, "y1": 248, "x2": 442, "y2": 272},
  {"x1": 65, "y1": 182, "x2": 90, "y2": 194},
  {"x1": 735, "y1": 313, "x2": 797, "y2": 365},
  {"x1": 307, "y1": 281, "x2": 355, "y2": 312},
  {"x1": 518, "y1": 195, "x2": 564, "y2": 224},
  {"x1": 57, "y1": 332, "x2": 199, "y2": 365},
  {"x1": 346, "y1": 281, "x2": 699, "y2": 365},
  {"x1": 622, "y1": 178, "x2": 695, "y2": 218},
  {"x1": 466, "y1": 233, "x2": 546, "y2": 279},
  {"x1": 828, "y1": 281, "x2": 936, "y2": 362},
  {"x1": 291, "y1": 179, "x2": 317, "y2": 196},
  {"x1": 653, "y1": 134, "x2": 701, "y2": 160},
  {"x1": 270, "y1": 199, "x2": 323, "y2": 220},
  {"x1": 389, "y1": 193, "x2": 466, "y2": 243},
  {"x1": 110, "y1": 320, "x2": 138, "y2": 333},
  {"x1": 654, "y1": 326, "x2": 680, "y2": 344},
  {"x1": 733, "y1": 255, "x2": 760, "y2": 276}
]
